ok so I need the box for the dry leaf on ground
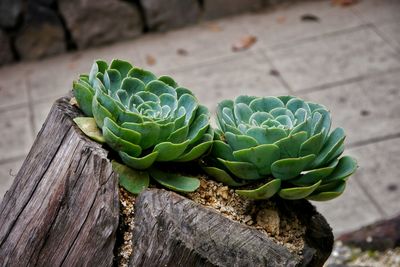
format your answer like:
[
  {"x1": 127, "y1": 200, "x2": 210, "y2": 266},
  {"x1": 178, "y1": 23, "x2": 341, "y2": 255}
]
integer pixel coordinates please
[
  {"x1": 332, "y1": 0, "x2": 358, "y2": 7},
  {"x1": 145, "y1": 54, "x2": 156, "y2": 66},
  {"x1": 177, "y1": 48, "x2": 188, "y2": 56},
  {"x1": 276, "y1": 16, "x2": 286, "y2": 24},
  {"x1": 300, "y1": 14, "x2": 320, "y2": 22},
  {"x1": 269, "y1": 69, "x2": 280, "y2": 77},
  {"x1": 69, "y1": 97, "x2": 78, "y2": 107},
  {"x1": 232, "y1": 35, "x2": 257, "y2": 52},
  {"x1": 204, "y1": 22, "x2": 222, "y2": 32}
]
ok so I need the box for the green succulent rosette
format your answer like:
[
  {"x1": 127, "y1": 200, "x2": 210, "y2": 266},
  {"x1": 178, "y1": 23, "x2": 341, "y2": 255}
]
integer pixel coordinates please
[
  {"x1": 204, "y1": 95, "x2": 357, "y2": 201},
  {"x1": 72, "y1": 59, "x2": 213, "y2": 193}
]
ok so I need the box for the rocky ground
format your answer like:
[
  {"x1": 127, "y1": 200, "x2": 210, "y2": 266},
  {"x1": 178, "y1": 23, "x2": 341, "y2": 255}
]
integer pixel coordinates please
[
  {"x1": 326, "y1": 213, "x2": 400, "y2": 266},
  {"x1": 326, "y1": 242, "x2": 400, "y2": 267}
]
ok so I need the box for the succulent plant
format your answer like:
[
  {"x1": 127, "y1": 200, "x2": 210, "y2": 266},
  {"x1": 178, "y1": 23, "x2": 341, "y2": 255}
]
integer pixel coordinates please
[
  {"x1": 203, "y1": 95, "x2": 357, "y2": 201},
  {"x1": 73, "y1": 59, "x2": 213, "y2": 193}
]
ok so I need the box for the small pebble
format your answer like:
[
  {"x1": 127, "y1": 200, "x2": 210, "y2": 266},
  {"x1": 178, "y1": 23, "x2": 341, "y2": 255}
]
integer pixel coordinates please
[{"x1": 186, "y1": 178, "x2": 305, "y2": 254}]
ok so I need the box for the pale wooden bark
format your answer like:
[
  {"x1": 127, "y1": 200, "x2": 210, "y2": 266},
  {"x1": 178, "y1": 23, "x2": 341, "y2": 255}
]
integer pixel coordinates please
[{"x1": 0, "y1": 97, "x2": 119, "y2": 267}]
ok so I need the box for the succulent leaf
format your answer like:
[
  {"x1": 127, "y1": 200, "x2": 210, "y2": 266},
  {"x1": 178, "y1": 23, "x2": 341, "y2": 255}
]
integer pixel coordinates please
[
  {"x1": 233, "y1": 144, "x2": 280, "y2": 175},
  {"x1": 119, "y1": 151, "x2": 159, "y2": 170},
  {"x1": 149, "y1": 168, "x2": 200, "y2": 192},
  {"x1": 271, "y1": 154, "x2": 316, "y2": 180},
  {"x1": 205, "y1": 95, "x2": 356, "y2": 200},
  {"x1": 73, "y1": 59, "x2": 213, "y2": 193},
  {"x1": 110, "y1": 59, "x2": 133, "y2": 78},
  {"x1": 225, "y1": 132, "x2": 258, "y2": 151},
  {"x1": 307, "y1": 180, "x2": 346, "y2": 201},
  {"x1": 112, "y1": 161, "x2": 149, "y2": 194},
  {"x1": 323, "y1": 156, "x2": 357, "y2": 183},
  {"x1": 212, "y1": 140, "x2": 235, "y2": 161},
  {"x1": 128, "y1": 67, "x2": 157, "y2": 84},
  {"x1": 73, "y1": 82, "x2": 94, "y2": 116},
  {"x1": 274, "y1": 131, "x2": 308, "y2": 158},
  {"x1": 278, "y1": 180, "x2": 321, "y2": 200},
  {"x1": 312, "y1": 127, "x2": 345, "y2": 168},
  {"x1": 236, "y1": 179, "x2": 281, "y2": 199},
  {"x1": 218, "y1": 158, "x2": 261, "y2": 180},
  {"x1": 291, "y1": 159, "x2": 338, "y2": 186},
  {"x1": 203, "y1": 167, "x2": 246, "y2": 187},
  {"x1": 176, "y1": 134, "x2": 213, "y2": 162}
]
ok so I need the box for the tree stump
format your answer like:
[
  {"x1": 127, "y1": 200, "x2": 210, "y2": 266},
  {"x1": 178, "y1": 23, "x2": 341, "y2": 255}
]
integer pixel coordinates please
[
  {"x1": 131, "y1": 189, "x2": 333, "y2": 267},
  {"x1": 0, "y1": 96, "x2": 334, "y2": 267},
  {"x1": 0, "y1": 97, "x2": 119, "y2": 266}
]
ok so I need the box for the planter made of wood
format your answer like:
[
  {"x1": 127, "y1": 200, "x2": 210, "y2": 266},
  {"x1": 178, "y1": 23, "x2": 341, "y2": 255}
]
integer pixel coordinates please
[{"x1": 0, "y1": 97, "x2": 334, "y2": 267}]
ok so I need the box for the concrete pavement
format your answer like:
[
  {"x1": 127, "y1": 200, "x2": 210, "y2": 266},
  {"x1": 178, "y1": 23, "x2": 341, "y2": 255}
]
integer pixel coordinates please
[{"x1": 0, "y1": 0, "x2": 399, "y2": 235}]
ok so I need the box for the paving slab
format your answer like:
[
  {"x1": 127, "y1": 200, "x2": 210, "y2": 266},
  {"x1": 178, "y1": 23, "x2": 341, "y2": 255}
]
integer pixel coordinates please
[
  {"x1": 130, "y1": 18, "x2": 250, "y2": 73},
  {"x1": 0, "y1": 64, "x2": 29, "y2": 110},
  {"x1": 26, "y1": 55, "x2": 88, "y2": 102},
  {"x1": 348, "y1": 138, "x2": 400, "y2": 218},
  {"x1": 25, "y1": 41, "x2": 145, "y2": 103},
  {"x1": 376, "y1": 21, "x2": 400, "y2": 52},
  {"x1": 0, "y1": 159, "x2": 23, "y2": 201},
  {"x1": 313, "y1": 175, "x2": 383, "y2": 236},
  {"x1": 0, "y1": 106, "x2": 33, "y2": 162},
  {"x1": 32, "y1": 99, "x2": 54, "y2": 136},
  {"x1": 238, "y1": 0, "x2": 364, "y2": 49},
  {"x1": 351, "y1": 0, "x2": 400, "y2": 25},
  {"x1": 300, "y1": 70, "x2": 400, "y2": 145},
  {"x1": 169, "y1": 51, "x2": 289, "y2": 114},
  {"x1": 267, "y1": 26, "x2": 400, "y2": 91}
]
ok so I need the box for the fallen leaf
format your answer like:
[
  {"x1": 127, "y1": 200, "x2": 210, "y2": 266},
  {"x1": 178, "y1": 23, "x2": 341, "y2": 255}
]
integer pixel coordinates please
[
  {"x1": 387, "y1": 183, "x2": 398, "y2": 192},
  {"x1": 69, "y1": 97, "x2": 78, "y2": 107},
  {"x1": 73, "y1": 117, "x2": 105, "y2": 143},
  {"x1": 269, "y1": 69, "x2": 280, "y2": 77},
  {"x1": 232, "y1": 35, "x2": 257, "y2": 52},
  {"x1": 177, "y1": 48, "x2": 188, "y2": 56},
  {"x1": 67, "y1": 53, "x2": 82, "y2": 69},
  {"x1": 300, "y1": 14, "x2": 320, "y2": 22},
  {"x1": 204, "y1": 22, "x2": 222, "y2": 32},
  {"x1": 70, "y1": 52, "x2": 82, "y2": 61},
  {"x1": 332, "y1": 0, "x2": 358, "y2": 6},
  {"x1": 68, "y1": 62, "x2": 76, "y2": 70},
  {"x1": 146, "y1": 54, "x2": 156, "y2": 66},
  {"x1": 276, "y1": 16, "x2": 286, "y2": 24},
  {"x1": 360, "y1": 110, "x2": 370, "y2": 116}
]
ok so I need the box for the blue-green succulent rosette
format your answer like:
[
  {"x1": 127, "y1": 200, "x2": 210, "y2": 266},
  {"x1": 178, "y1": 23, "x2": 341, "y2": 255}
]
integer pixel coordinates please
[
  {"x1": 203, "y1": 95, "x2": 357, "y2": 201},
  {"x1": 72, "y1": 59, "x2": 213, "y2": 193}
]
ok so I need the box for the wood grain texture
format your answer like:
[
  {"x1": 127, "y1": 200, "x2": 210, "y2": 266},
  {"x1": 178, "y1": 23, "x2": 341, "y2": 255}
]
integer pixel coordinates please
[
  {"x1": 130, "y1": 189, "x2": 333, "y2": 267},
  {"x1": 0, "y1": 97, "x2": 119, "y2": 267}
]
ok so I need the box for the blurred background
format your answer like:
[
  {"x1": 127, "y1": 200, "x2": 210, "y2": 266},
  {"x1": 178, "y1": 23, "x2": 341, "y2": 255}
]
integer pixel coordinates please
[{"x1": 0, "y1": 0, "x2": 399, "y2": 264}]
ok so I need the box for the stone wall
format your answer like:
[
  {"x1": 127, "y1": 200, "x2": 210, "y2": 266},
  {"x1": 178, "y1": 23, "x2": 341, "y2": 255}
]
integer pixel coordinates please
[{"x1": 0, "y1": 0, "x2": 274, "y2": 66}]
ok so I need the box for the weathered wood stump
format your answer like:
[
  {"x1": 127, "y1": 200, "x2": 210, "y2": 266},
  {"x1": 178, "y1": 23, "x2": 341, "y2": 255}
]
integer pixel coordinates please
[
  {"x1": 131, "y1": 189, "x2": 333, "y2": 267},
  {"x1": 0, "y1": 97, "x2": 119, "y2": 266},
  {"x1": 0, "y1": 96, "x2": 334, "y2": 267}
]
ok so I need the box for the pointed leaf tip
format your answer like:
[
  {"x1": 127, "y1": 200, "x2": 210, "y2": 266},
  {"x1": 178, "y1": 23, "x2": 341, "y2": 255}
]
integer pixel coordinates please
[
  {"x1": 149, "y1": 168, "x2": 200, "y2": 192},
  {"x1": 112, "y1": 161, "x2": 150, "y2": 194},
  {"x1": 236, "y1": 179, "x2": 281, "y2": 199}
]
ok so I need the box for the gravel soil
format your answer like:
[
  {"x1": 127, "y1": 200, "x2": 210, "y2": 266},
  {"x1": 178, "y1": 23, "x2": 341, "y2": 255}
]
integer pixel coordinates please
[{"x1": 116, "y1": 177, "x2": 307, "y2": 266}]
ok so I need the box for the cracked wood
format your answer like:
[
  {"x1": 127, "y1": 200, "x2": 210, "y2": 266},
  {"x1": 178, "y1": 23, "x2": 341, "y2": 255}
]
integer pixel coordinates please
[{"x1": 0, "y1": 97, "x2": 119, "y2": 267}]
